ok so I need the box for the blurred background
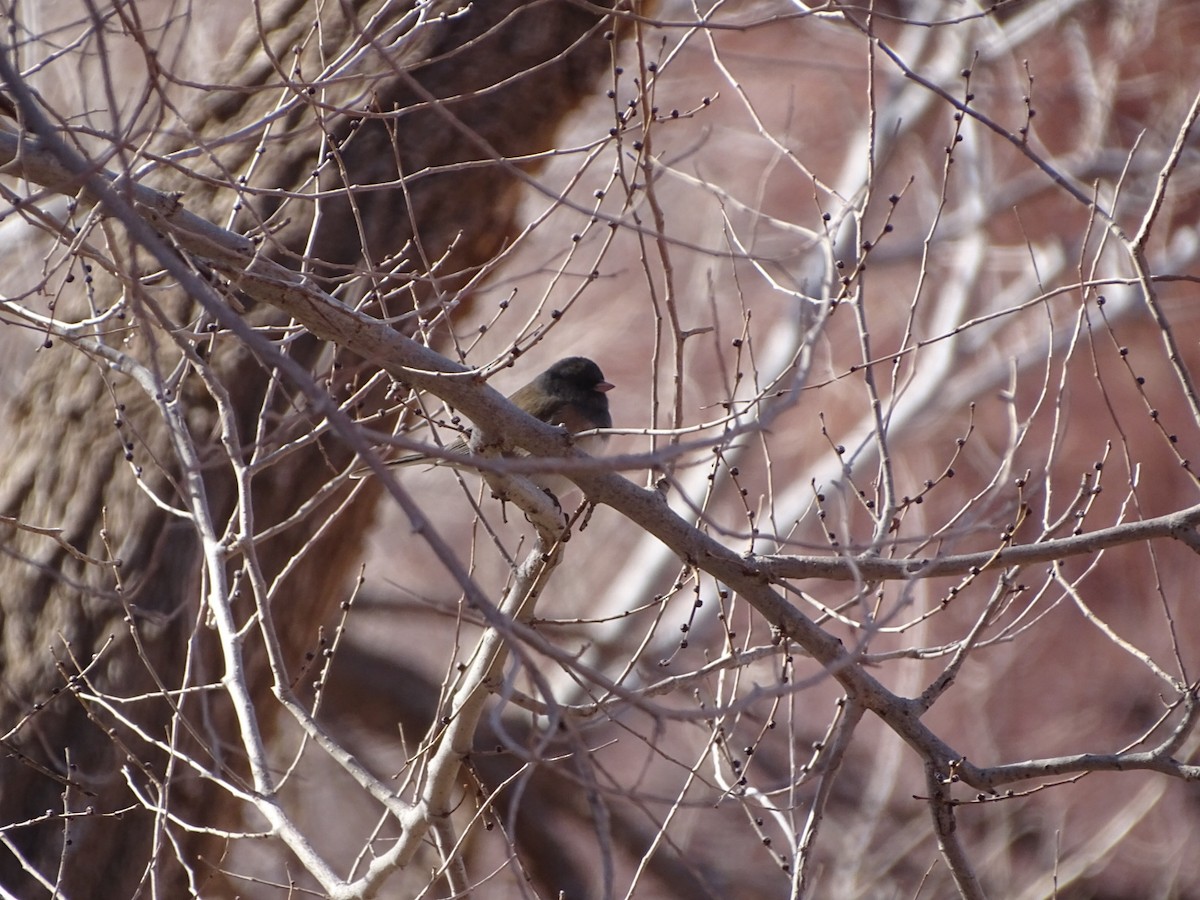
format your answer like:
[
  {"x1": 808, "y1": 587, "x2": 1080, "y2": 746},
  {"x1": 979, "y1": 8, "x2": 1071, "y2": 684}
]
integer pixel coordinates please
[{"x1": 3, "y1": 1, "x2": 1200, "y2": 897}]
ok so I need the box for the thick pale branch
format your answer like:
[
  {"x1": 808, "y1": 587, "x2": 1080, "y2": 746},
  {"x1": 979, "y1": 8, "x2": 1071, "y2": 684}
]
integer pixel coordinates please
[
  {"x1": 762, "y1": 503, "x2": 1200, "y2": 582},
  {"x1": 9, "y1": 122, "x2": 1200, "y2": 805},
  {"x1": 924, "y1": 762, "x2": 986, "y2": 900}
]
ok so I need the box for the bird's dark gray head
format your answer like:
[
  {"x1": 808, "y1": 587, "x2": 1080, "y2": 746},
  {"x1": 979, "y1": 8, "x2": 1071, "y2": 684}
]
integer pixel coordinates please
[
  {"x1": 536, "y1": 357, "x2": 613, "y2": 431},
  {"x1": 542, "y1": 357, "x2": 610, "y2": 392}
]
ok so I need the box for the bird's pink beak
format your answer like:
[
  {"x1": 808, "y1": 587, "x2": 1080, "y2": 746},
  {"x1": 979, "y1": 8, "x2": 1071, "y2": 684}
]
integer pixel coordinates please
[{"x1": 596, "y1": 381, "x2": 615, "y2": 393}]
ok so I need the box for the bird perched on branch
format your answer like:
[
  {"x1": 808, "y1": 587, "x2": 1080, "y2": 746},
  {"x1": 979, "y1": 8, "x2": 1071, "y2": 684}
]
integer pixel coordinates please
[{"x1": 365, "y1": 356, "x2": 614, "y2": 494}]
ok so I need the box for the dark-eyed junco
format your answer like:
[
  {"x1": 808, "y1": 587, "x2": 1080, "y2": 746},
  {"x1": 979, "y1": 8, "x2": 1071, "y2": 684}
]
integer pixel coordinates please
[{"x1": 377, "y1": 356, "x2": 614, "y2": 493}]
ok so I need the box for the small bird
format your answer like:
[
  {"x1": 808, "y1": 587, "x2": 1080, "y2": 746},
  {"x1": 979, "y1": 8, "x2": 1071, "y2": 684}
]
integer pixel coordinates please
[{"x1": 376, "y1": 357, "x2": 614, "y2": 494}]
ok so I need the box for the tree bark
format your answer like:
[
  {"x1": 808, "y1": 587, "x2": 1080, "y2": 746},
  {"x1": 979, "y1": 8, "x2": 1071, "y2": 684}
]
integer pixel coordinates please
[{"x1": 0, "y1": 2, "x2": 617, "y2": 895}]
